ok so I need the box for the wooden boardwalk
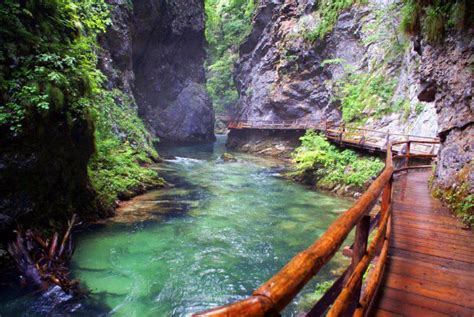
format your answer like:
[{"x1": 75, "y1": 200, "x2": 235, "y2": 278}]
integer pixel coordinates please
[
  {"x1": 371, "y1": 170, "x2": 474, "y2": 317},
  {"x1": 196, "y1": 123, "x2": 473, "y2": 317},
  {"x1": 228, "y1": 120, "x2": 440, "y2": 155}
]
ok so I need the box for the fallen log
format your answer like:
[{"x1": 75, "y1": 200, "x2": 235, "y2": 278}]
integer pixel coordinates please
[{"x1": 7, "y1": 214, "x2": 83, "y2": 295}]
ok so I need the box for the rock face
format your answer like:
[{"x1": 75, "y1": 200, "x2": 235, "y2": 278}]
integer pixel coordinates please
[
  {"x1": 99, "y1": 0, "x2": 215, "y2": 143},
  {"x1": 229, "y1": 0, "x2": 439, "y2": 153},
  {"x1": 229, "y1": 0, "x2": 473, "y2": 190},
  {"x1": 233, "y1": 0, "x2": 339, "y2": 123},
  {"x1": 99, "y1": 0, "x2": 135, "y2": 94},
  {"x1": 419, "y1": 33, "x2": 473, "y2": 190},
  {"x1": 0, "y1": 111, "x2": 100, "y2": 232},
  {"x1": 132, "y1": 0, "x2": 215, "y2": 142}
]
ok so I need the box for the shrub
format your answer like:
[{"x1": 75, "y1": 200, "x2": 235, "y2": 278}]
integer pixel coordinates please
[
  {"x1": 292, "y1": 131, "x2": 385, "y2": 190},
  {"x1": 304, "y1": 0, "x2": 357, "y2": 42},
  {"x1": 400, "y1": 0, "x2": 420, "y2": 35},
  {"x1": 336, "y1": 73, "x2": 397, "y2": 124}
]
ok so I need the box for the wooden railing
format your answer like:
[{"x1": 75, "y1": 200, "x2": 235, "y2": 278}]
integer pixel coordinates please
[
  {"x1": 194, "y1": 139, "x2": 439, "y2": 317},
  {"x1": 228, "y1": 120, "x2": 439, "y2": 155}
]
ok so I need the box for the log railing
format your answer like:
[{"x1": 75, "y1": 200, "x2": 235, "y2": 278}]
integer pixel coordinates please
[
  {"x1": 228, "y1": 120, "x2": 439, "y2": 155},
  {"x1": 194, "y1": 139, "x2": 439, "y2": 317}
]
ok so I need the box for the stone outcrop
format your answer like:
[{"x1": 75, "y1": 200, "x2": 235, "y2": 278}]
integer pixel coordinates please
[
  {"x1": 228, "y1": 0, "x2": 439, "y2": 153},
  {"x1": 229, "y1": 0, "x2": 473, "y2": 191},
  {"x1": 99, "y1": 0, "x2": 215, "y2": 143},
  {"x1": 132, "y1": 0, "x2": 215, "y2": 142},
  {"x1": 419, "y1": 32, "x2": 473, "y2": 190}
]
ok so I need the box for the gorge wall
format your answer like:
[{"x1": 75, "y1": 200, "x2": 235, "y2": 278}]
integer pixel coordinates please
[
  {"x1": 228, "y1": 0, "x2": 472, "y2": 192},
  {"x1": 0, "y1": 0, "x2": 213, "y2": 235},
  {"x1": 101, "y1": 0, "x2": 215, "y2": 142}
]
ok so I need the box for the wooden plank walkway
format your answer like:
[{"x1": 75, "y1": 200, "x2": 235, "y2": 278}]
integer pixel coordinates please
[{"x1": 370, "y1": 170, "x2": 474, "y2": 317}]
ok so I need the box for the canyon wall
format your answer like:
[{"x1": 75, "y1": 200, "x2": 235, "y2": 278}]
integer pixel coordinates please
[
  {"x1": 132, "y1": 0, "x2": 215, "y2": 142},
  {"x1": 0, "y1": 0, "x2": 214, "y2": 234},
  {"x1": 228, "y1": 0, "x2": 472, "y2": 189},
  {"x1": 100, "y1": 0, "x2": 215, "y2": 142}
]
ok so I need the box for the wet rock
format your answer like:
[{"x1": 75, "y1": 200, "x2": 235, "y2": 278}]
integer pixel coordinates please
[
  {"x1": 417, "y1": 32, "x2": 474, "y2": 190},
  {"x1": 221, "y1": 153, "x2": 237, "y2": 162},
  {"x1": 99, "y1": 0, "x2": 215, "y2": 143},
  {"x1": 132, "y1": 0, "x2": 215, "y2": 142}
]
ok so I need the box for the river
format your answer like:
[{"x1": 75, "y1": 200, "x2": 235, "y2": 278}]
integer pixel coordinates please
[{"x1": 0, "y1": 135, "x2": 351, "y2": 316}]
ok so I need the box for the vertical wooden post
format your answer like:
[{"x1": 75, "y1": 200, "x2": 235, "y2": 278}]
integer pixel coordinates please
[
  {"x1": 381, "y1": 176, "x2": 393, "y2": 214},
  {"x1": 377, "y1": 176, "x2": 393, "y2": 252},
  {"x1": 340, "y1": 123, "x2": 345, "y2": 145},
  {"x1": 345, "y1": 215, "x2": 370, "y2": 316},
  {"x1": 405, "y1": 141, "x2": 411, "y2": 169},
  {"x1": 384, "y1": 132, "x2": 390, "y2": 150}
]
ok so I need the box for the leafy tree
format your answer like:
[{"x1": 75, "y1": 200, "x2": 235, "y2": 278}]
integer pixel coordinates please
[{"x1": 204, "y1": 0, "x2": 256, "y2": 114}]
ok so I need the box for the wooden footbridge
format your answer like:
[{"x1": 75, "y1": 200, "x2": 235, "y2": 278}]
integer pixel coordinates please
[
  {"x1": 193, "y1": 120, "x2": 473, "y2": 316},
  {"x1": 228, "y1": 119, "x2": 439, "y2": 155}
]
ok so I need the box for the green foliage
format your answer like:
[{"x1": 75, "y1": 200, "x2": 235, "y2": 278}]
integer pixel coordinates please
[
  {"x1": 0, "y1": 0, "x2": 161, "y2": 211},
  {"x1": 0, "y1": 0, "x2": 109, "y2": 135},
  {"x1": 414, "y1": 102, "x2": 424, "y2": 114},
  {"x1": 423, "y1": 5, "x2": 445, "y2": 42},
  {"x1": 400, "y1": 0, "x2": 472, "y2": 43},
  {"x1": 292, "y1": 131, "x2": 384, "y2": 190},
  {"x1": 204, "y1": 0, "x2": 255, "y2": 114},
  {"x1": 336, "y1": 73, "x2": 397, "y2": 124},
  {"x1": 321, "y1": 58, "x2": 345, "y2": 66},
  {"x1": 432, "y1": 165, "x2": 474, "y2": 228},
  {"x1": 400, "y1": 0, "x2": 420, "y2": 35},
  {"x1": 304, "y1": 0, "x2": 365, "y2": 42},
  {"x1": 88, "y1": 89, "x2": 162, "y2": 208}
]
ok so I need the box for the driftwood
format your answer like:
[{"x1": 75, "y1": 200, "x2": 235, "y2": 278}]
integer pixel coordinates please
[{"x1": 7, "y1": 214, "x2": 82, "y2": 295}]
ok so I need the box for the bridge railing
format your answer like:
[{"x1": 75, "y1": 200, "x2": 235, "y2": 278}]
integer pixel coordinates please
[
  {"x1": 194, "y1": 140, "x2": 439, "y2": 317},
  {"x1": 228, "y1": 120, "x2": 440, "y2": 155}
]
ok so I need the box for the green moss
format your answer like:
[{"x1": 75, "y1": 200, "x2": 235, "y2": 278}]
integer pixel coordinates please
[
  {"x1": 304, "y1": 0, "x2": 366, "y2": 42},
  {"x1": 88, "y1": 89, "x2": 163, "y2": 209},
  {"x1": 400, "y1": 0, "x2": 473, "y2": 43},
  {"x1": 431, "y1": 165, "x2": 474, "y2": 228},
  {"x1": 292, "y1": 131, "x2": 385, "y2": 191}
]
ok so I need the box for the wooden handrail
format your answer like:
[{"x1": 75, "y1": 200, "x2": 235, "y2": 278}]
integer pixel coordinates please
[
  {"x1": 195, "y1": 139, "x2": 439, "y2": 317},
  {"x1": 227, "y1": 119, "x2": 439, "y2": 142}
]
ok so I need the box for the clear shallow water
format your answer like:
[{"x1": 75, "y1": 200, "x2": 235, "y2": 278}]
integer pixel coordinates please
[{"x1": 0, "y1": 135, "x2": 351, "y2": 316}]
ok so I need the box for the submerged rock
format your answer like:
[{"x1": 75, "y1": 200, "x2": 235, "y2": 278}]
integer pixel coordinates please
[{"x1": 221, "y1": 153, "x2": 237, "y2": 162}]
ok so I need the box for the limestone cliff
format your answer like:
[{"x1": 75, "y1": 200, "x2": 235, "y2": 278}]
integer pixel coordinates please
[
  {"x1": 228, "y1": 0, "x2": 472, "y2": 190},
  {"x1": 132, "y1": 0, "x2": 215, "y2": 142},
  {"x1": 100, "y1": 0, "x2": 215, "y2": 142}
]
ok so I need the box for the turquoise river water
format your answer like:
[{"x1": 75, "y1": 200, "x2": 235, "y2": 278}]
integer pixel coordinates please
[{"x1": 0, "y1": 135, "x2": 352, "y2": 316}]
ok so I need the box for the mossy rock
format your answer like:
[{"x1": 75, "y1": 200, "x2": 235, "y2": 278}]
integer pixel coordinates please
[{"x1": 221, "y1": 152, "x2": 237, "y2": 162}]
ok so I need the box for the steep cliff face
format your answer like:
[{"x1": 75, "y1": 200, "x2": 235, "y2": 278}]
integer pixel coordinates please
[
  {"x1": 0, "y1": 0, "x2": 213, "y2": 234},
  {"x1": 420, "y1": 33, "x2": 473, "y2": 192},
  {"x1": 132, "y1": 0, "x2": 215, "y2": 142},
  {"x1": 99, "y1": 0, "x2": 215, "y2": 143},
  {"x1": 229, "y1": 0, "x2": 472, "y2": 190},
  {"x1": 0, "y1": 116, "x2": 99, "y2": 232}
]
